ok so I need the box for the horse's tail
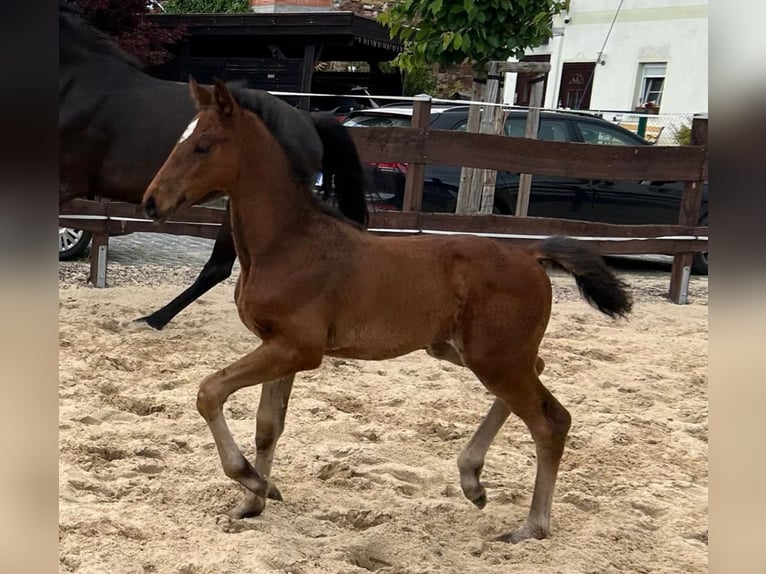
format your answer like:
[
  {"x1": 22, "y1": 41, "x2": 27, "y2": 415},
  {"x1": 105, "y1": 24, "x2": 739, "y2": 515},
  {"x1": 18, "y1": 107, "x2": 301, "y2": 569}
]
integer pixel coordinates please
[
  {"x1": 311, "y1": 114, "x2": 369, "y2": 227},
  {"x1": 532, "y1": 236, "x2": 633, "y2": 318}
]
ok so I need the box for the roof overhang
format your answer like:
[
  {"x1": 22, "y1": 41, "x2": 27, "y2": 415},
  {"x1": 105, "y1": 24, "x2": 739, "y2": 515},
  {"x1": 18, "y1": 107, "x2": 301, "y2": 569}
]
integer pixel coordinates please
[{"x1": 147, "y1": 11, "x2": 402, "y2": 62}]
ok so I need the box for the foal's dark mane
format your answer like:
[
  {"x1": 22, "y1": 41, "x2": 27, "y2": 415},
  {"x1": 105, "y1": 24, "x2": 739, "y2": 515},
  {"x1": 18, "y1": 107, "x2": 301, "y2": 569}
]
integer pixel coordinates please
[
  {"x1": 228, "y1": 85, "x2": 321, "y2": 185},
  {"x1": 228, "y1": 85, "x2": 367, "y2": 230},
  {"x1": 60, "y1": 1, "x2": 143, "y2": 69}
]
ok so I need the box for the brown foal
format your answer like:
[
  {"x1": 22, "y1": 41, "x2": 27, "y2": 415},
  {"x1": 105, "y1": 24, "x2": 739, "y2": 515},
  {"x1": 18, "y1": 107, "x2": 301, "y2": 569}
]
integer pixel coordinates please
[{"x1": 142, "y1": 79, "x2": 632, "y2": 543}]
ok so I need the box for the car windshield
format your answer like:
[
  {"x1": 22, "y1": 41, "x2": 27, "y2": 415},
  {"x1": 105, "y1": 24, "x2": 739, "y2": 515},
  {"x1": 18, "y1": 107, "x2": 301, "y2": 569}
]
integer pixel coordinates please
[{"x1": 344, "y1": 114, "x2": 413, "y2": 128}]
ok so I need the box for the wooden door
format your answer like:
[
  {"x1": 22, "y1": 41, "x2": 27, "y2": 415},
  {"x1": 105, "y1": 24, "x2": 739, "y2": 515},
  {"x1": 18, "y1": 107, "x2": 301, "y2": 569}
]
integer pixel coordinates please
[{"x1": 558, "y1": 62, "x2": 595, "y2": 109}]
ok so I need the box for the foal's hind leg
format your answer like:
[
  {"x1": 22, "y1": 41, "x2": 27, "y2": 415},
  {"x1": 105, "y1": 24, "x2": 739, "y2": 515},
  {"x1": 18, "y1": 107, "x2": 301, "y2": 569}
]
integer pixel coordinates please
[
  {"x1": 475, "y1": 367, "x2": 571, "y2": 543},
  {"x1": 458, "y1": 398, "x2": 511, "y2": 509},
  {"x1": 457, "y1": 359, "x2": 547, "y2": 509},
  {"x1": 428, "y1": 344, "x2": 547, "y2": 511}
]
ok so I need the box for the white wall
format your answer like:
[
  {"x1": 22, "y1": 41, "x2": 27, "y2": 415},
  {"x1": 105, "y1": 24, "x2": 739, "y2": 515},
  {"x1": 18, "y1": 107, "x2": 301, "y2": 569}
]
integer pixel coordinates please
[{"x1": 504, "y1": 0, "x2": 708, "y2": 114}]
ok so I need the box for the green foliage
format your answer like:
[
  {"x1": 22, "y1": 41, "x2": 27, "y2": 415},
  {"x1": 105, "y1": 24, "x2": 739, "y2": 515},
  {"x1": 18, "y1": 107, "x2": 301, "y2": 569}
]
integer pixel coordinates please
[
  {"x1": 403, "y1": 64, "x2": 437, "y2": 96},
  {"x1": 162, "y1": 0, "x2": 252, "y2": 13},
  {"x1": 674, "y1": 123, "x2": 692, "y2": 146},
  {"x1": 379, "y1": 0, "x2": 568, "y2": 75}
]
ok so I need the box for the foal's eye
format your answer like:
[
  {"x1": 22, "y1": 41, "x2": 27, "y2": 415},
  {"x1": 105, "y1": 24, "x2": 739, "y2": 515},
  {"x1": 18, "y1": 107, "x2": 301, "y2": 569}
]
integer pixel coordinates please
[{"x1": 194, "y1": 139, "x2": 211, "y2": 154}]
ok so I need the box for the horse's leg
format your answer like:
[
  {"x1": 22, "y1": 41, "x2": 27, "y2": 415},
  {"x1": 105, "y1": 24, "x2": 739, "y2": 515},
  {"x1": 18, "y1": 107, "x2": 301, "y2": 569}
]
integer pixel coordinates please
[
  {"x1": 255, "y1": 376, "x2": 294, "y2": 500},
  {"x1": 137, "y1": 208, "x2": 235, "y2": 330},
  {"x1": 229, "y1": 376, "x2": 294, "y2": 517},
  {"x1": 455, "y1": 355, "x2": 547, "y2": 509},
  {"x1": 427, "y1": 342, "x2": 508, "y2": 508},
  {"x1": 196, "y1": 340, "x2": 321, "y2": 519},
  {"x1": 470, "y1": 362, "x2": 571, "y2": 543},
  {"x1": 226, "y1": 376, "x2": 294, "y2": 518},
  {"x1": 428, "y1": 343, "x2": 548, "y2": 511},
  {"x1": 458, "y1": 398, "x2": 511, "y2": 509},
  {"x1": 496, "y1": 378, "x2": 570, "y2": 543}
]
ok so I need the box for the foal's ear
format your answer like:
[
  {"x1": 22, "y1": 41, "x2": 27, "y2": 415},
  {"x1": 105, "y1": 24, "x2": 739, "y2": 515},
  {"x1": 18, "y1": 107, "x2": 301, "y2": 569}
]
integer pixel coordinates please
[
  {"x1": 189, "y1": 76, "x2": 213, "y2": 109},
  {"x1": 213, "y1": 79, "x2": 236, "y2": 117}
]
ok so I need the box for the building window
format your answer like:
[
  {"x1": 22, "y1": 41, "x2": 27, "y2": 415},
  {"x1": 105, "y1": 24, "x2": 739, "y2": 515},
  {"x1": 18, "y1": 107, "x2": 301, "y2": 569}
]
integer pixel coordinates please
[{"x1": 637, "y1": 63, "x2": 666, "y2": 111}]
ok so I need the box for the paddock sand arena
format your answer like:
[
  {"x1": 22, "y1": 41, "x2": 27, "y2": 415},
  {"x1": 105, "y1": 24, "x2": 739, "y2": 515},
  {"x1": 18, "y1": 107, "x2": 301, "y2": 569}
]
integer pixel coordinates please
[{"x1": 59, "y1": 261, "x2": 708, "y2": 574}]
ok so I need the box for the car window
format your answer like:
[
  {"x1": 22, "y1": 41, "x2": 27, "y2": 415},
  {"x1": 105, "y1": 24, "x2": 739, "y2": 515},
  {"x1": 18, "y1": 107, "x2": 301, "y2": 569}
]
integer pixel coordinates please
[
  {"x1": 454, "y1": 117, "x2": 568, "y2": 142},
  {"x1": 343, "y1": 115, "x2": 413, "y2": 128},
  {"x1": 451, "y1": 119, "x2": 469, "y2": 132},
  {"x1": 576, "y1": 121, "x2": 639, "y2": 146},
  {"x1": 503, "y1": 118, "x2": 526, "y2": 137}
]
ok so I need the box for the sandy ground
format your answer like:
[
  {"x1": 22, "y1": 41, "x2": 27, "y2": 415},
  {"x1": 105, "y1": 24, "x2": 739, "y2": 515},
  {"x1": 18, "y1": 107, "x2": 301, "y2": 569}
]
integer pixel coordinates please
[{"x1": 59, "y1": 262, "x2": 708, "y2": 574}]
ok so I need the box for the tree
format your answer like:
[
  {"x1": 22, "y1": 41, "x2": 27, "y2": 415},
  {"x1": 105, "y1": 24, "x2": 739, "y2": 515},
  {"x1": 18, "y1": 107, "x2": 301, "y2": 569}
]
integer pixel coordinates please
[
  {"x1": 378, "y1": 0, "x2": 567, "y2": 77},
  {"x1": 69, "y1": 0, "x2": 185, "y2": 66},
  {"x1": 162, "y1": 0, "x2": 252, "y2": 13},
  {"x1": 379, "y1": 0, "x2": 568, "y2": 214}
]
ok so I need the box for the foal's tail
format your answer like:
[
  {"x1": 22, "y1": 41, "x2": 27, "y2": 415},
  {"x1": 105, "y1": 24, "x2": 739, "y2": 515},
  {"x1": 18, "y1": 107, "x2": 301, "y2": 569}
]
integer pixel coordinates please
[
  {"x1": 533, "y1": 236, "x2": 633, "y2": 318},
  {"x1": 311, "y1": 114, "x2": 369, "y2": 227}
]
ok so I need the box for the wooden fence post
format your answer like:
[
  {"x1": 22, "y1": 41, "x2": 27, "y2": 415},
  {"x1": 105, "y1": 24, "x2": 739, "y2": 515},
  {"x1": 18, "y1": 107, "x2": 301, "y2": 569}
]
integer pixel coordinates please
[
  {"x1": 89, "y1": 228, "x2": 109, "y2": 288},
  {"x1": 453, "y1": 61, "x2": 551, "y2": 216},
  {"x1": 401, "y1": 94, "x2": 431, "y2": 212},
  {"x1": 456, "y1": 79, "x2": 484, "y2": 213},
  {"x1": 515, "y1": 74, "x2": 546, "y2": 216},
  {"x1": 668, "y1": 115, "x2": 708, "y2": 304},
  {"x1": 476, "y1": 61, "x2": 504, "y2": 214}
]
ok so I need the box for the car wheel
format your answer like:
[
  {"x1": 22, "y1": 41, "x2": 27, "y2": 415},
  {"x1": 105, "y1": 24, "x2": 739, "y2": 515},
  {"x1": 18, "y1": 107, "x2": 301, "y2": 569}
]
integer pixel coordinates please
[
  {"x1": 691, "y1": 214, "x2": 708, "y2": 276},
  {"x1": 59, "y1": 227, "x2": 92, "y2": 261}
]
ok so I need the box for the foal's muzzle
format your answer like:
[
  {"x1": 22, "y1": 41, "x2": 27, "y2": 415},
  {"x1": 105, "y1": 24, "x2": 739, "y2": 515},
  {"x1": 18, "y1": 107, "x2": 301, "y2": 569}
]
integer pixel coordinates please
[{"x1": 143, "y1": 195, "x2": 161, "y2": 221}]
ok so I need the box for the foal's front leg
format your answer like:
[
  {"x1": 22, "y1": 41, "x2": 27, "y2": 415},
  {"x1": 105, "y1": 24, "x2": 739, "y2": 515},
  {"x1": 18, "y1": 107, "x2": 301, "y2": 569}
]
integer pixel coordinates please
[
  {"x1": 196, "y1": 340, "x2": 321, "y2": 518},
  {"x1": 227, "y1": 375, "x2": 295, "y2": 518},
  {"x1": 255, "y1": 376, "x2": 294, "y2": 501}
]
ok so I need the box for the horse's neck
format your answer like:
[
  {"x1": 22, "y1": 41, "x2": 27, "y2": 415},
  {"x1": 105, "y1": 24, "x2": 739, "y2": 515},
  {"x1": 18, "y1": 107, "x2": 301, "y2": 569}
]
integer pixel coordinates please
[
  {"x1": 61, "y1": 38, "x2": 148, "y2": 88},
  {"x1": 228, "y1": 147, "x2": 316, "y2": 267}
]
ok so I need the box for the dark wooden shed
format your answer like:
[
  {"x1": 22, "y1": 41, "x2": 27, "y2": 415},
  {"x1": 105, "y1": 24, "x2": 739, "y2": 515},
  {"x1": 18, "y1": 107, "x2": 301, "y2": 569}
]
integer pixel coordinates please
[{"x1": 145, "y1": 11, "x2": 403, "y2": 109}]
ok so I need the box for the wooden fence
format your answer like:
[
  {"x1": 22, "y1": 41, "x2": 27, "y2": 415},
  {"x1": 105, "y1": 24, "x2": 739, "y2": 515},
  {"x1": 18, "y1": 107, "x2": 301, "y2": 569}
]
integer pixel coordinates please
[{"x1": 59, "y1": 109, "x2": 708, "y2": 304}]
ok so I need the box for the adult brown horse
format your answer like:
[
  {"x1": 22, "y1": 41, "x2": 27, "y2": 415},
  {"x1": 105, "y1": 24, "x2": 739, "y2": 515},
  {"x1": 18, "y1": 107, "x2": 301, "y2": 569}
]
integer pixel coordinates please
[
  {"x1": 59, "y1": 2, "x2": 368, "y2": 329},
  {"x1": 142, "y1": 80, "x2": 632, "y2": 543}
]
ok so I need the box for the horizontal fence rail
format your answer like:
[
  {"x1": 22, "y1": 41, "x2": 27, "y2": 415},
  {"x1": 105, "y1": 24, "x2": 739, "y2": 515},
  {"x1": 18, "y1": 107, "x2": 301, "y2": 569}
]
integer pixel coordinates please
[{"x1": 349, "y1": 127, "x2": 708, "y2": 182}]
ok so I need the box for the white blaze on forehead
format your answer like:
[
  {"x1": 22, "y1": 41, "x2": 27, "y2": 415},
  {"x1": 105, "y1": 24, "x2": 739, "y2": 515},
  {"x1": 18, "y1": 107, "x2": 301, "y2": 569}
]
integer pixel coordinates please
[{"x1": 178, "y1": 117, "x2": 199, "y2": 144}]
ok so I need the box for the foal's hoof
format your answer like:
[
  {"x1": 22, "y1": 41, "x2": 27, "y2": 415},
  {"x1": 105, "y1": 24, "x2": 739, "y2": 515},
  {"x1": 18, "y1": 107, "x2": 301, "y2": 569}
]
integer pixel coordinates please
[
  {"x1": 494, "y1": 524, "x2": 548, "y2": 544},
  {"x1": 267, "y1": 483, "x2": 284, "y2": 502},
  {"x1": 471, "y1": 491, "x2": 487, "y2": 510},
  {"x1": 461, "y1": 482, "x2": 487, "y2": 509},
  {"x1": 227, "y1": 492, "x2": 266, "y2": 519}
]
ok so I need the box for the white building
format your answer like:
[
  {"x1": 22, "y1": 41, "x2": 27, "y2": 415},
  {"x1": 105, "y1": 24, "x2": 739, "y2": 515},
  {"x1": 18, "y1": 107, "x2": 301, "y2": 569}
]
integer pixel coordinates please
[{"x1": 504, "y1": 0, "x2": 708, "y2": 116}]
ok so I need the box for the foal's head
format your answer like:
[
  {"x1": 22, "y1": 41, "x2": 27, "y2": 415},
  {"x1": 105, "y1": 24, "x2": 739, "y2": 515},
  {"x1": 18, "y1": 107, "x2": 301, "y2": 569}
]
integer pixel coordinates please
[{"x1": 143, "y1": 78, "x2": 250, "y2": 221}]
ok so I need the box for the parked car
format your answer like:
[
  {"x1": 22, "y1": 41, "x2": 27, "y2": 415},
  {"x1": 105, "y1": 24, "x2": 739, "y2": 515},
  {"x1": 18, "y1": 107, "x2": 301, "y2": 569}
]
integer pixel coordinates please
[
  {"x1": 59, "y1": 227, "x2": 92, "y2": 260},
  {"x1": 344, "y1": 105, "x2": 708, "y2": 274}
]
